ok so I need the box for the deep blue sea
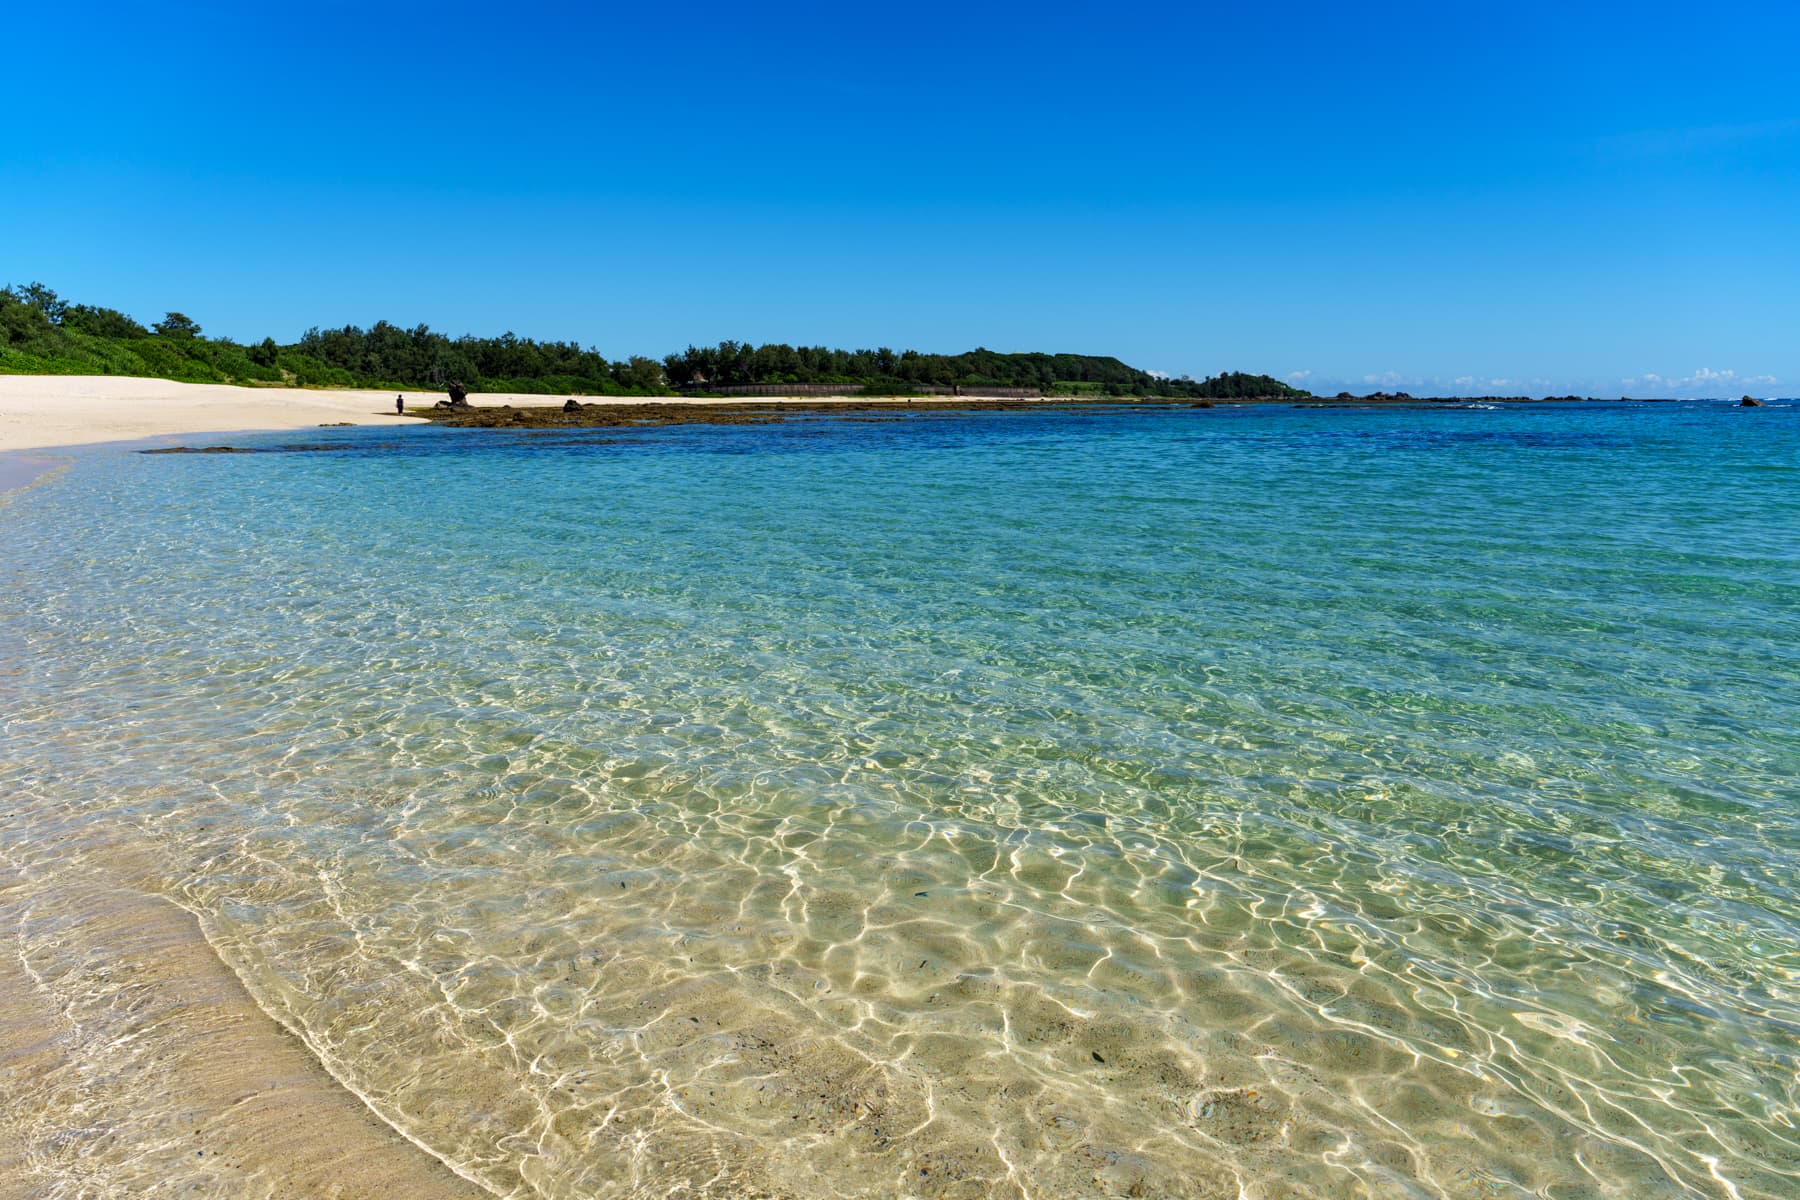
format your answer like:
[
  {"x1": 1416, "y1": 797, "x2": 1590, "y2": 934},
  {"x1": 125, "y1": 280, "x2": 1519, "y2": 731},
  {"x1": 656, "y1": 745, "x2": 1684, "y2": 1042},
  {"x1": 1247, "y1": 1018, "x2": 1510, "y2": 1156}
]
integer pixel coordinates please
[{"x1": 3, "y1": 401, "x2": 1797, "y2": 1198}]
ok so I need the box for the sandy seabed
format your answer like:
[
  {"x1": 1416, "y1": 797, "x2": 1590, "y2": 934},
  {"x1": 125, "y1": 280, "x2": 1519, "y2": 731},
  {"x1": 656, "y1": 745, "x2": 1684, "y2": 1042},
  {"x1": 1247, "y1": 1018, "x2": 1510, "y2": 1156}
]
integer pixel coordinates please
[
  {"x1": 0, "y1": 839, "x2": 491, "y2": 1199},
  {"x1": 0, "y1": 376, "x2": 895, "y2": 1199},
  {"x1": 0, "y1": 378, "x2": 505, "y2": 1195}
]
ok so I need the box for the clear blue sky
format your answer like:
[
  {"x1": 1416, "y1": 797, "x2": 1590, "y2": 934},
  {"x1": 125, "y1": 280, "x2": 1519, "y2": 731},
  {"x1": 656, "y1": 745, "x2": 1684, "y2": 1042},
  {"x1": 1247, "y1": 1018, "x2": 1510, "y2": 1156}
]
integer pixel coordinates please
[{"x1": 5, "y1": 1, "x2": 1796, "y2": 396}]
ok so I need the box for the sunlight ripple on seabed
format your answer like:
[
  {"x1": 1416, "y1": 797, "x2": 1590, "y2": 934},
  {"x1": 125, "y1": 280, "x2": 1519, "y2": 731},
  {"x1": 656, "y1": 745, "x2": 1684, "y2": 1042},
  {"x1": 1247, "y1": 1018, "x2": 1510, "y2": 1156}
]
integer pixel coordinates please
[{"x1": 2, "y1": 404, "x2": 1798, "y2": 1199}]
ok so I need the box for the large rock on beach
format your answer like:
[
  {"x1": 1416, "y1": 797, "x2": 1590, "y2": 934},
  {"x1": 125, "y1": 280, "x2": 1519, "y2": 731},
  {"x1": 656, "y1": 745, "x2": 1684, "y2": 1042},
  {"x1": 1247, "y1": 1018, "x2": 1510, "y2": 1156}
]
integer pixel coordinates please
[{"x1": 563, "y1": 397, "x2": 584, "y2": 412}]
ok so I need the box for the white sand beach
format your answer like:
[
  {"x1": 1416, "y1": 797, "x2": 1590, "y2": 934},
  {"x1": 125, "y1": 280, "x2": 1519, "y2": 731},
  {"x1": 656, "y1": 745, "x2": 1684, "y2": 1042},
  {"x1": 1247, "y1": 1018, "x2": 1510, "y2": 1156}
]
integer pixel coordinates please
[
  {"x1": 0, "y1": 375, "x2": 893, "y2": 456},
  {"x1": 0, "y1": 375, "x2": 446, "y2": 453}
]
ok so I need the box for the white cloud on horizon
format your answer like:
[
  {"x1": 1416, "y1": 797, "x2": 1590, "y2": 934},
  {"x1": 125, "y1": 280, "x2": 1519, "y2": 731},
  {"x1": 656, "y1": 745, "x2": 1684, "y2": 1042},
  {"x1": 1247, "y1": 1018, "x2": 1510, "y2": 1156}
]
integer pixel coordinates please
[
  {"x1": 1359, "y1": 371, "x2": 1416, "y2": 389},
  {"x1": 1620, "y1": 367, "x2": 1782, "y2": 397},
  {"x1": 1278, "y1": 365, "x2": 1785, "y2": 399},
  {"x1": 1345, "y1": 371, "x2": 1542, "y2": 394}
]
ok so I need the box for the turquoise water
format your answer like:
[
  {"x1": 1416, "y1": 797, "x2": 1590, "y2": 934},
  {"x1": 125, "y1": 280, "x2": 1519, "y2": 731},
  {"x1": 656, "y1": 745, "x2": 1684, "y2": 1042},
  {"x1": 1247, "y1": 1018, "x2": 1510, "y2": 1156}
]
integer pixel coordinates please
[{"x1": 2, "y1": 402, "x2": 1798, "y2": 1198}]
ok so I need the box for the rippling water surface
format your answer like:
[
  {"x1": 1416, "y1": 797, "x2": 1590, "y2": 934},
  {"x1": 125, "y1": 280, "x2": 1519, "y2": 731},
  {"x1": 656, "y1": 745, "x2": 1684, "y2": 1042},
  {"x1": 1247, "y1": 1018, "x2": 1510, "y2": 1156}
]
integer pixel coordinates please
[{"x1": 3, "y1": 402, "x2": 1798, "y2": 1198}]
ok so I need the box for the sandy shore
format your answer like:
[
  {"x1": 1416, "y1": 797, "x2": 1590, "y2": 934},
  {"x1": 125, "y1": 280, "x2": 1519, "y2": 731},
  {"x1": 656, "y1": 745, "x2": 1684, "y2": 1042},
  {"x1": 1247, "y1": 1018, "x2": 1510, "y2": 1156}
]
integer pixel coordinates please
[
  {"x1": 0, "y1": 840, "x2": 491, "y2": 1199},
  {"x1": 0, "y1": 375, "x2": 449, "y2": 453},
  {"x1": 0, "y1": 375, "x2": 887, "y2": 456}
]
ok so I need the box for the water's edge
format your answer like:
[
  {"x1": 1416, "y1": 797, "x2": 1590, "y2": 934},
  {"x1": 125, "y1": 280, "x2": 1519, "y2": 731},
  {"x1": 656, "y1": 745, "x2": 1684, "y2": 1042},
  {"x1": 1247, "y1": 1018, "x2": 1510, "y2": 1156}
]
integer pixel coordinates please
[
  {"x1": 4, "y1": 403, "x2": 1797, "y2": 1199},
  {"x1": 0, "y1": 829, "x2": 493, "y2": 1198}
]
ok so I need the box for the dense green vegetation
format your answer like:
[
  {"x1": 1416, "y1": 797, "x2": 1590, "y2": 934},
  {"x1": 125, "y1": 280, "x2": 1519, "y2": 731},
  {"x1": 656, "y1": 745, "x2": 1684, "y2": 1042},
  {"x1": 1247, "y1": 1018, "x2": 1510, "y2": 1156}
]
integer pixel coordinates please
[{"x1": 1, "y1": 282, "x2": 1309, "y2": 399}]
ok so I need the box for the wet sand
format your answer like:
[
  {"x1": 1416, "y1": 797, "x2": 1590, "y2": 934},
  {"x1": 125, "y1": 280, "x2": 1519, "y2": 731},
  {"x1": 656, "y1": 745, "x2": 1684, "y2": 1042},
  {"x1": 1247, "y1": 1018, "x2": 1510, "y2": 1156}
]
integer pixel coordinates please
[
  {"x1": 0, "y1": 375, "x2": 499, "y2": 1194},
  {"x1": 0, "y1": 841, "x2": 491, "y2": 1199}
]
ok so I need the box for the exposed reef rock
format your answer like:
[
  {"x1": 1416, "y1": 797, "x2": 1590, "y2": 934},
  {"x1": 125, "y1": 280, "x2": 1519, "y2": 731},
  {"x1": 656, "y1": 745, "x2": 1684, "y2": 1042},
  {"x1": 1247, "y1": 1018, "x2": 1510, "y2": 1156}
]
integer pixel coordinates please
[
  {"x1": 418, "y1": 398, "x2": 1078, "y2": 430},
  {"x1": 408, "y1": 394, "x2": 1630, "y2": 431},
  {"x1": 435, "y1": 380, "x2": 471, "y2": 409},
  {"x1": 141, "y1": 443, "x2": 358, "y2": 455},
  {"x1": 1741, "y1": 395, "x2": 1765, "y2": 407}
]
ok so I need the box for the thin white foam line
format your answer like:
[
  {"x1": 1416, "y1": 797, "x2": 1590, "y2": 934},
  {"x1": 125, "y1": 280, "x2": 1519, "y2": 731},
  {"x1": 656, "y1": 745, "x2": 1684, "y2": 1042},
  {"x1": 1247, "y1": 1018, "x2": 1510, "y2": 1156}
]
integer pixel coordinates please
[
  {"x1": 5, "y1": 844, "x2": 500, "y2": 1194},
  {"x1": 167, "y1": 893, "x2": 511, "y2": 1198}
]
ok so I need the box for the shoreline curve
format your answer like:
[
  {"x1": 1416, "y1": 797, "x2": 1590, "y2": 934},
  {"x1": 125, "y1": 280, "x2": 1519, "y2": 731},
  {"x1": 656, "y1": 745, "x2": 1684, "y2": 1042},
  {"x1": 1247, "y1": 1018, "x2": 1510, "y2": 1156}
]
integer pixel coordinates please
[{"x1": 0, "y1": 844, "x2": 494, "y2": 1199}]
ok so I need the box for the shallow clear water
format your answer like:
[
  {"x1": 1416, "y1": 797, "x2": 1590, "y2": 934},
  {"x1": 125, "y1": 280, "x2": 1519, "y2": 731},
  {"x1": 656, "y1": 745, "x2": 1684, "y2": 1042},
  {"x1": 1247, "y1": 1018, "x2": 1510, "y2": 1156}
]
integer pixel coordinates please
[{"x1": 3, "y1": 402, "x2": 1798, "y2": 1198}]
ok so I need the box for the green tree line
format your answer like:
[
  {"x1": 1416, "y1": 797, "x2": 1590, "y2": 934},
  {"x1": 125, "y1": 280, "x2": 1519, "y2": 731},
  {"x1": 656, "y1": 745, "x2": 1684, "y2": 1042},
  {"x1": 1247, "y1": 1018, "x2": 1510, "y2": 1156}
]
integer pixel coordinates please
[{"x1": 1, "y1": 282, "x2": 1309, "y2": 399}]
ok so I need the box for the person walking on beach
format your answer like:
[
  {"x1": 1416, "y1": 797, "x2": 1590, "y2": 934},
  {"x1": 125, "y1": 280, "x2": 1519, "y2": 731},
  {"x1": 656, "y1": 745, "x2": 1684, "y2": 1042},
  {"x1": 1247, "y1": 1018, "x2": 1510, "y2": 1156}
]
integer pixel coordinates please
[{"x1": 395, "y1": 394, "x2": 405, "y2": 415}]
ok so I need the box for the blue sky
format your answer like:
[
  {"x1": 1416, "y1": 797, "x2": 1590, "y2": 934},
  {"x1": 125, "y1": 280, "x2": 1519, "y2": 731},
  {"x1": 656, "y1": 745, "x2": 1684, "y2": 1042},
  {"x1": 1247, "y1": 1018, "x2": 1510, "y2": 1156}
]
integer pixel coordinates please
[{"x1": 5, "y1": 1, "x2": 1796, "y2": 396}]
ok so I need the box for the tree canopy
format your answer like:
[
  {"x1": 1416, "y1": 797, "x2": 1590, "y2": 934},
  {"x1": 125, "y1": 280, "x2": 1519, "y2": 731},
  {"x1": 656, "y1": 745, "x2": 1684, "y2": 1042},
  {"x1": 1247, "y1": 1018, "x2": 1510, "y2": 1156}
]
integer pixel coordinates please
[{"x1": 0, "y1": 282, "x2": 1310, "y2": 400}]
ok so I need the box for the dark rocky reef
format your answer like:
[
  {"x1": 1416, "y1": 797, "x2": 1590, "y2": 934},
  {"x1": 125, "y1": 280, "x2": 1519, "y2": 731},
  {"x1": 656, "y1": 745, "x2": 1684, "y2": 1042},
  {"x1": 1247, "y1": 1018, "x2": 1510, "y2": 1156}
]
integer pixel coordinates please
[
  {"x1": 417, "y1": 397, "x2": 1091, "y2": 430},
  {"x1": 141, "y1": 442, "x2": 358, "y2": 455},
  {"x1": 412, "y1": 392, "x2": 1637, "y2": 431},
  {"x1": 1741, "y1": 395, "x2": 1765, "y2": 407}
]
